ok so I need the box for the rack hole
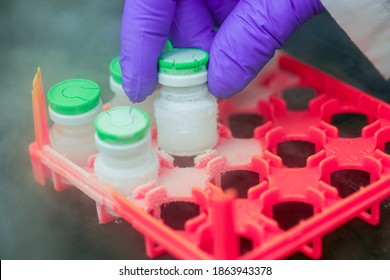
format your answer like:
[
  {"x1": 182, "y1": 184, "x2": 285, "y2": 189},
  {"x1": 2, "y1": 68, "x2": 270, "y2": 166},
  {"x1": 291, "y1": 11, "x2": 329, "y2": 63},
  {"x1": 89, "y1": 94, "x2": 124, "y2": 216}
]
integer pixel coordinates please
[
  {"x1": 228, "y1": 113, "x2": 264, "y2": 139},
  {"x1": 272, "y1": 202, "x2": 314, "y2": 231},
  {"x1": 385, "y1": 142, "x2": 390, "y2": 155},
  {"x1": 331, "y1": 113, "x2": 368, "y2": 138},
  {"x1": 221, "y1": 170, "x2": 260, "y2": 199},
  {"x1": 330, "y1": 169, "x2": 370, "y2": 198},
  {"x1": 173, "y1": 155, "x2": 195, "y2": 168},
  {"x1": 239, "y1": 237, "x2": 254, "y2": 255},
  {"x1": 160, "y1": 201, "x2": 200, "y2": 230},
  {"x1": 277, "y1": 141, "x2": 316, "y2": 168},
  {"x1": 282, "y1": 87, "x2": 317, "y2": 111}
]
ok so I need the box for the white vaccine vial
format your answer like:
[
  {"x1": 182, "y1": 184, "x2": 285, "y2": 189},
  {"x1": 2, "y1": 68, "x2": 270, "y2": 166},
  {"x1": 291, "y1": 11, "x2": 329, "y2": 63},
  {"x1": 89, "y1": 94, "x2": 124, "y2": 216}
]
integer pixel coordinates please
[
  {"x1": 93, "y1": 106, "x2": 159, "y2": 198},
  {"x1": 154, "y1": 48, "x2": 218, "y2": 157},
  {"x1": 109, "y1": 56, "x2": 157, "y2": 126},
  {"x1": 48, "y1": 79, "x2": 103, "y2": 166}
]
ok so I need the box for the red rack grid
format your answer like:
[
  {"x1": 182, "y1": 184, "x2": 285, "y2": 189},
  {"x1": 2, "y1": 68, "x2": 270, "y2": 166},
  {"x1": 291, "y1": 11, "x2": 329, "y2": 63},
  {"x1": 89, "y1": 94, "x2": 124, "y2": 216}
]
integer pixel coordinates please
[{"x1": 29, "y1": 54, "x2": 390, "y2": 260}]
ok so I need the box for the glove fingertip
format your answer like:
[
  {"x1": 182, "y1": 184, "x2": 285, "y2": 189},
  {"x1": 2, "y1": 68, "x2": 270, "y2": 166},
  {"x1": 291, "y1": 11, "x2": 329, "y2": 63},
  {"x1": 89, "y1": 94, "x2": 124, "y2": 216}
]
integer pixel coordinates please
[
  {"x1": 208, "y1": 50, "x2": 255, "y2": 98},
  {"x1": 208, "y1": 69, "x2": 244, "y2": 98},
  {"x1": 120, "y1": 51, "x2": 158, "y2": 103},
  {"x1": 121, "y1": 73, "x2": 155, "y2": 103}
]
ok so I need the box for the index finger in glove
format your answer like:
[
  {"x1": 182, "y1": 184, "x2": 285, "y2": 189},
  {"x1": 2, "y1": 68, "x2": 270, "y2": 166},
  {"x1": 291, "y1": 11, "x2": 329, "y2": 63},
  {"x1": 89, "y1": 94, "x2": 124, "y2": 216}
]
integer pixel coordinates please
[{"x1": 120, "y1": 0, "x2": 176, "y2": 102}]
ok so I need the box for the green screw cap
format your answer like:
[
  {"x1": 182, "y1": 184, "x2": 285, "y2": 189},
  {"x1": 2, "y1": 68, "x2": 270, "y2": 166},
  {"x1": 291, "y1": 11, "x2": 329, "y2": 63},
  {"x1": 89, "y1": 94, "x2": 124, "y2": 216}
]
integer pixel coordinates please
[
  {"x1": 94, "y1": 107, "x2": 150, "y2": 145},
  {"x1": 158, "y1": 48, "x2": 209, "y2": 75},
  {"x1": 48, "y1": 79, "x2": 101, "y2": 115},
  {"x1": 109, "y1": 56, "x2": 122, "y2": 85}
]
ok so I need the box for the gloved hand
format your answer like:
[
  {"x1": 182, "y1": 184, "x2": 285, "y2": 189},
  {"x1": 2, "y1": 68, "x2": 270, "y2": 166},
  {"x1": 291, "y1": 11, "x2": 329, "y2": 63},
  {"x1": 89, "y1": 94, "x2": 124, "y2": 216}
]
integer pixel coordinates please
[{"x1": 120, "y1": 0, "x2": 324, "y2": 102}]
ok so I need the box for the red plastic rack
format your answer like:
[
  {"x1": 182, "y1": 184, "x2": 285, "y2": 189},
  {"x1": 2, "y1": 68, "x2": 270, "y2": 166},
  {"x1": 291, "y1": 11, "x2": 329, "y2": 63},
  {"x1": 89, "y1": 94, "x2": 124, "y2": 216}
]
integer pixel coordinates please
[{"x1": 29, "y1": 54, "x2": 390, "y2": 260}]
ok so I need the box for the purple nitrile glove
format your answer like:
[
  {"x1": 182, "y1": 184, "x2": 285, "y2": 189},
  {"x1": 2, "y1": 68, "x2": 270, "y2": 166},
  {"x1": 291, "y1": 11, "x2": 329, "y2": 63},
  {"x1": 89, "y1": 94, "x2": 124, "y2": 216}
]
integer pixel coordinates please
[
  {"x1": 208, "y1": 0, "x2": 324, "y2": 98},
  {"x1": 120, "y1": 0, "x2": 324, "y2": 102}
]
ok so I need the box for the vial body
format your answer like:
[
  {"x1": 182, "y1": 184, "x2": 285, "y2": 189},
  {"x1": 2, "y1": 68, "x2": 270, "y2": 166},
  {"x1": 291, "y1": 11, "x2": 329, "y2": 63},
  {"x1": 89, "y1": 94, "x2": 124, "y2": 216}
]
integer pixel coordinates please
[
  {"x1": 154, "y1": 84, "x2": 218, "y2": 156},
  {"x1": 109, "y1": 75, "x2": 131, "y2": 108},
  {"x1": 94, "y1": 132, "x2": 159, "y2": 198},
  {"x1": 50, "y1": 122, "x2": 98, "y2": 166},
  {"x1": 109, "y1": 76, "x2": 158, "y2": 126},
  {"x1": 93, "y1": 106, "x2": 159, "y2": 199},
  {"x1": 48, "y1": 78, "x2": 103, "y2": 167}
]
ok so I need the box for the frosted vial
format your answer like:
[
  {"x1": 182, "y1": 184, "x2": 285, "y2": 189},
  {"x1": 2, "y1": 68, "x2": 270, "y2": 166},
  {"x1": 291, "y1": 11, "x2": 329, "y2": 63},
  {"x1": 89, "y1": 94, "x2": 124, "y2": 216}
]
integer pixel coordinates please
[
  {"x1": 154, "y1": 48, "x2": 218, "y2": 157},
  {"x1": 93, "y1": 107, "x2": 159, "y2": 198},
  {"x1": 48, "y1": 79, "x2": 103, "y2": 166},
  {"x1": 109, "y1": 56, "x2": 157, "y2": 126}
]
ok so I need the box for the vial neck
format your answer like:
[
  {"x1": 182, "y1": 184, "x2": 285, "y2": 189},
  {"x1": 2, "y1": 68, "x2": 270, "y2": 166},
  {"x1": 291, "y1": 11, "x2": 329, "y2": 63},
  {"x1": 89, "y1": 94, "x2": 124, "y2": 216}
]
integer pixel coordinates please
[
  {"x1": 160, "y1": 83, "x2": 208, "y2": 101},
  {"x1": 96, "y1": 134, "x2": 153, "y2": 168}
]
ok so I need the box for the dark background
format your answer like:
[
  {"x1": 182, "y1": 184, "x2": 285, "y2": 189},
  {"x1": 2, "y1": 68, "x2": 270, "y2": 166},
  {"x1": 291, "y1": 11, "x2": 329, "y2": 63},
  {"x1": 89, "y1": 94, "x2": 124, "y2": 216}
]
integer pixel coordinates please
[{"x1": 0, "y1": 0, "x2": 389, "y2": 259}]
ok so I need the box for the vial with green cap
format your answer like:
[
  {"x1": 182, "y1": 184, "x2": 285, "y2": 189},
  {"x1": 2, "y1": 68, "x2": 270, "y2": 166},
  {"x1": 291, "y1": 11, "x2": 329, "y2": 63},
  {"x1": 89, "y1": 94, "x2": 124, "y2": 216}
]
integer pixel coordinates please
[
  {"x1": 109, "y1": 56, "x2": 157, "y2": 126},
  {"x1": 93, "y1": 106, "x2": 159, "y2": 198},
  {"x1": 48, "y1": 79, "x2": 103, "y2": 166},
  {"x1": 154, "y1": 48, "x2": 218, "y2": 159}
]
